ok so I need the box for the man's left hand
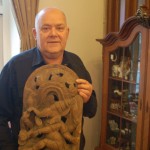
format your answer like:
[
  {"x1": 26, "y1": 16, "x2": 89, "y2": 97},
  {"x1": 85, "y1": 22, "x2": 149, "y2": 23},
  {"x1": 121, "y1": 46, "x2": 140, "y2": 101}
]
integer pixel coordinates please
[{"x1": 76, "y1": 79, "x2": 93, "y2": 103}]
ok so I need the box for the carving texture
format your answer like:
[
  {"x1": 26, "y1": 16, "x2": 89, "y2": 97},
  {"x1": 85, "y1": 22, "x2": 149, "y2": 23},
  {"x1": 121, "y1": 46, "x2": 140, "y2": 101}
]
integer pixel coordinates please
[
  {"x1": 18, "y1": 64, "x2": 83, "y2": 150},
  {"x1": 136, "y1": 5, "x2": 150, "y2": 28}
]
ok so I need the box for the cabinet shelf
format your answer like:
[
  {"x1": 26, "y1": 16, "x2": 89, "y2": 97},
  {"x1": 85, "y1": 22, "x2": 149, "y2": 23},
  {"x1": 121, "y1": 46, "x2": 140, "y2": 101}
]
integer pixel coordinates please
[
  {"x1": 107, "y1": 111, "x2": 137, "y2": 123},
  {"x1": 109, "y1": 77, "x2": 138, "y2": 85}
]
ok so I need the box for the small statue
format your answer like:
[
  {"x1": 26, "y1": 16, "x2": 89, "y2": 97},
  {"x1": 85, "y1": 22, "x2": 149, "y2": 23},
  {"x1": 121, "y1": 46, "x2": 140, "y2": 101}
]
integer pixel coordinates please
[
  {"x1": 112, "y1": 56, "x2": 131, "y2": 80},
  {"x1": 112, "y1": 65, "x2": 120, "y2": 77},
  {"x1": 108, "y1": 120, "x2": 119, "y2": 132},
  {"x1": 118, "y1": 56, "x2": 131, "y2": 80}
]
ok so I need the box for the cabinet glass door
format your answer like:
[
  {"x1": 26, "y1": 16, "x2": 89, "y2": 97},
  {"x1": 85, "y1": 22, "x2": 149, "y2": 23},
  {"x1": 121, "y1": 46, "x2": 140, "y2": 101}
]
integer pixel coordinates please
[{"x1": 106, "y1": 33, "x2": 141, "y2": 150}]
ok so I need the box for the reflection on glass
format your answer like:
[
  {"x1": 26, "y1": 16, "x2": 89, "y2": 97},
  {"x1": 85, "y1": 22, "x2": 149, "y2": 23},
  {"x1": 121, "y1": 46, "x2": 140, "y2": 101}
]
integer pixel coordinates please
[{"x1": 106, "y1": 33, "x2": 141, "y2": 150}]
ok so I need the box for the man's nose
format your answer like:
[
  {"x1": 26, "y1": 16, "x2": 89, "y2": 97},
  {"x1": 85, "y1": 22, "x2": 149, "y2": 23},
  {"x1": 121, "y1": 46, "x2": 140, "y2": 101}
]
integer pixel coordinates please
[{"x1": 50, "y1": 27, "x2": 57, "y2": 36}]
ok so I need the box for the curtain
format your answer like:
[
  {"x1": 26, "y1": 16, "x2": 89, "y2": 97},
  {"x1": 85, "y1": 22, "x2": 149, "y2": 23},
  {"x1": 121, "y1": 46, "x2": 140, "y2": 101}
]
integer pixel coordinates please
[
  {"x1": 10, "y1": 0, "x2": 39, "y2": 51},
  {"x1": 0, "y1": 15, "x2": 4, "y2": 70}
]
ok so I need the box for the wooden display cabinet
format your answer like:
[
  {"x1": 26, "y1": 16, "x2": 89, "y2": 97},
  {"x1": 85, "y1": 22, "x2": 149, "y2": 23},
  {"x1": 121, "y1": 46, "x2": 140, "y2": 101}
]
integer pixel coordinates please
[{"x1": 95, "y1": 6, "x2": 150, "y2": 150}]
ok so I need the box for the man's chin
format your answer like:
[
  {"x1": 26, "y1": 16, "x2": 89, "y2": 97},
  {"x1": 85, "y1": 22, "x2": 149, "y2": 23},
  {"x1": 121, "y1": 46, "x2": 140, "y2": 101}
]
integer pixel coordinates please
[
  {"x1": 48, "y1": 49, "x2": 63, "y2": 54},
  {"x1": 45, "y1": 49, "x2": 64, "y2": 57}
]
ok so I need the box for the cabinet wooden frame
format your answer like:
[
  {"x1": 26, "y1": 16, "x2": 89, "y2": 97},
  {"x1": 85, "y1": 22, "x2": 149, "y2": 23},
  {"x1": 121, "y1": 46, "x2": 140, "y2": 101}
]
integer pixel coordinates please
[{"x1": 95, "y1": 6, "x2": 150, "y2": 150}]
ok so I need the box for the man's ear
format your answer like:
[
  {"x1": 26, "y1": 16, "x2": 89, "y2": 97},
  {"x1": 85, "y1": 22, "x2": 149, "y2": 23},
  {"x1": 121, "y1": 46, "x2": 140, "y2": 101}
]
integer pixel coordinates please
[
  {"x1": 32, "y1": 28, "x2": 37, "y2": 40},
  {"x1": 67, "y1": 27, "x2": 70, "y2": 39}
]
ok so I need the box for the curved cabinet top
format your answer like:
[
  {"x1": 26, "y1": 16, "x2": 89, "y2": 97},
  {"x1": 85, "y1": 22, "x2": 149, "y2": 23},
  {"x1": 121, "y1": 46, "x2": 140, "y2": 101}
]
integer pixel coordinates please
[{"x1": 97, "y1": 6, "x2": 150, "y2": 46}]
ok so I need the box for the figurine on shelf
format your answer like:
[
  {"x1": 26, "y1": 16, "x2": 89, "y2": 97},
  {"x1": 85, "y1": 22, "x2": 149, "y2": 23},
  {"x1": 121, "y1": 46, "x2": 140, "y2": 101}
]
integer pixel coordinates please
[
  {"x1": 108, "y1": 120, "x2": 119, "y2": 132},
  {"x1": 113, "y1": 89, "x2": 128, "y2": 99},
  {"x1": 114, "y1": 89, "x2": 122, "y2": 96},
  {"x1": 110, "y1": 53, "x2": 118, "y2": 62},
  {"x1": 112, "y1": 64, "x2": 120, "y2": 77},
  {"x1": 110, "y1": 102, "x2": 121, "y2": 111},
  {"x1": 118, "y1": 56, "x2": 131, "y2": 80},
  {"x1": 111, "y1": 52, "x2": 119, "y2": 77},
  {"x1": 121, "y1": 128, "x2": 131, "y2": 136},
  {"x1": 111, "y1": 56, "x2": 131, "y2": 80}
]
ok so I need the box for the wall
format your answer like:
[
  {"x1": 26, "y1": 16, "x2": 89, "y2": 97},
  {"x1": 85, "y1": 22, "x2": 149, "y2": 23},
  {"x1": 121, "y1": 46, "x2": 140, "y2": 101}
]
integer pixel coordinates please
[{"x1": 39, "y1": 0, "x2": 105, "y2": 149}]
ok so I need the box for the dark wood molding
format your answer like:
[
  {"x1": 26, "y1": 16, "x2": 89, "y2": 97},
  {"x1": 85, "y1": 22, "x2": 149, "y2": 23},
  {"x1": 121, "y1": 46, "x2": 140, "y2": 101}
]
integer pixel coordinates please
[{"x1": 97, "y1": 16, "x2": 140, "y2": 46}]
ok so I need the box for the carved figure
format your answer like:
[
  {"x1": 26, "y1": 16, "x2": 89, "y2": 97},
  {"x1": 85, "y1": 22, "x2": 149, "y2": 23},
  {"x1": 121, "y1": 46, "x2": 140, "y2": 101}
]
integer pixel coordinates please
[
  {"x1": 112, "y1": 65, "x2": 120, "y2": 77},
  {"x1": 108, "y1": 120, "x2": 119, "y2": 132},
  {"x1": 136, "y1": 5, "x2": 150, "y2": 28},
  {"x1": 118, "y1": 57, "x2": 131, "y2": 80},
  {"x1": 18, "y1": 64, "x2": 83, "y2": 150},
  {"x1": 112, "y1": 56, "x2": 131, "y2": 80}
]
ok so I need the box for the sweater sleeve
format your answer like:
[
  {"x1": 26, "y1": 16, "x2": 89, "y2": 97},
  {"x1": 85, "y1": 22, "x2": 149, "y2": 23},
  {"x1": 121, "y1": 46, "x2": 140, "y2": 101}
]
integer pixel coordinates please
[
  {"x1": 83, "y1": 90, "x2": 97, "y2": 118},
  {"x1": 65, "y1": 51, "x2": 97, "y2": 118},
  {"x1": 0, "y1": 62, "x2": 18, "y2": 149}
]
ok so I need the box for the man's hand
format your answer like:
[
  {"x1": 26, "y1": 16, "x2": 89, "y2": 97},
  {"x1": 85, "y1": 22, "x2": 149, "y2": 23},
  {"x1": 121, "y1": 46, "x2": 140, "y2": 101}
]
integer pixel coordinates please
[{"x1": 76, "y1": 79, "x2": 93, "y2": 103}]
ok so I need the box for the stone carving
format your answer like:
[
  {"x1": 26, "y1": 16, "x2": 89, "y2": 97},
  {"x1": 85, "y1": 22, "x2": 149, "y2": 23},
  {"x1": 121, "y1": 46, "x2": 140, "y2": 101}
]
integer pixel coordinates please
[{"x1": 18, "y1": 64, "x2": 83, "y2": 150}]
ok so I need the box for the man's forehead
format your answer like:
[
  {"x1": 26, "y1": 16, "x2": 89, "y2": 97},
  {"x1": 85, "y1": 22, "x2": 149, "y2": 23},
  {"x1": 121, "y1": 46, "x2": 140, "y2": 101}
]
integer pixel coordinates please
[
  {"x1": 40, "y1": 17, "x2": 67, "y2": 26},
  {"x1": 37, "y1": 8, "x2": 66, "y2": 22},
  {"x1": 36, "y1": 8, "x2": 67, "y2": 27},
  {"x1": 41, "y1": 23, "x2": 66, "y2": 27}
]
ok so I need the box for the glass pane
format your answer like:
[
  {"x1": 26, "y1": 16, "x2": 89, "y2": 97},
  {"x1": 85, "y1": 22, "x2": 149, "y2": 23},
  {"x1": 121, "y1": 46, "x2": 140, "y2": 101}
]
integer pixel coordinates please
[
  {"x1": 120, "y1": 119, "x2": 136, "y2": 150},
  {"x1": 106, "y1": 33, "x2": 141, "y2": 150},
  {"x1": 107, "y1": 114, "x2": 120, "y2": 147}
]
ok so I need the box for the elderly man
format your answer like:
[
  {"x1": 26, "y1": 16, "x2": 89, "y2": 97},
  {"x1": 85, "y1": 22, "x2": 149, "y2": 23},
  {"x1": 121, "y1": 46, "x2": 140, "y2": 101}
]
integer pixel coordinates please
[{"x1": 0, "y1": 7, "x2": 97, "y2": 150}]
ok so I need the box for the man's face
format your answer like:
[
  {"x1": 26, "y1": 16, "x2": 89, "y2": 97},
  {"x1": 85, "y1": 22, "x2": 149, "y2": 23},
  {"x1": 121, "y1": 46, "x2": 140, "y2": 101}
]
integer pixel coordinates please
[{"x1": 33, "y1": 9, "x2": 69, "y2": 58}]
